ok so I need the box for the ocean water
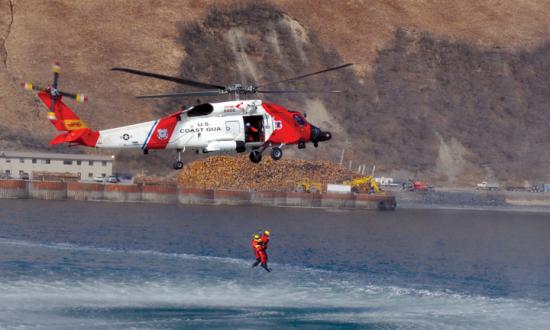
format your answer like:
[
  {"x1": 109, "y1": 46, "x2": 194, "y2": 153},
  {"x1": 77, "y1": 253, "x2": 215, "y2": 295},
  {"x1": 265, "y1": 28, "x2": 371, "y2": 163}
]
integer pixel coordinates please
[{"x1": 0, "y1": 199, "x2": 549, "y2": 329}]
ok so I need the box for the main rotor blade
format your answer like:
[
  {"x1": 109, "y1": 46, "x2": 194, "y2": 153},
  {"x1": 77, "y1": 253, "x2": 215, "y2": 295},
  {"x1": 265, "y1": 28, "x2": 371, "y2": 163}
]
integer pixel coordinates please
[
  {"x1": 136, "y1": 90, "x2": 224, "y2": 99},
  {"x1": 257, "y1": 63, "x2": 353, "y2": 88},
  {"x1": 256, "y1": 89, "x2": 343, "y2": 94},
  {"x1": 112, "y1": 67, "x2": 225, "y2": 90}
]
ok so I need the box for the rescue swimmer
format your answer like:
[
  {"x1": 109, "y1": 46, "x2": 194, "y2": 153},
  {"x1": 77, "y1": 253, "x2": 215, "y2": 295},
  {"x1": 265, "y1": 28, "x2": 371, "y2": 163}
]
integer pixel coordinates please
[{"x1": 251, "y1": 230, "x2": 271, "y2": 272}]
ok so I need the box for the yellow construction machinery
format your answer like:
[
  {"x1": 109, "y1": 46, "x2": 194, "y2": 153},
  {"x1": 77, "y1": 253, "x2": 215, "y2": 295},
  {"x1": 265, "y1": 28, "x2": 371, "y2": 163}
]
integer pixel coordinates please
[
  {"x1": 342, "y1": 176, "x2": 381, "y2": 193},
  {"x1": 297, "y1": 178, "x2": 323, "y2": 193}
]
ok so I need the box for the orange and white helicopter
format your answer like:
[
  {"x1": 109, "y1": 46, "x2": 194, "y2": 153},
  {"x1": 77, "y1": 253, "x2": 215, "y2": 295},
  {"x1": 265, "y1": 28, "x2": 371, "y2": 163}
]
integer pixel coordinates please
[{"x1": 23, "y1": 63, "x2": 351, "y2": 169}]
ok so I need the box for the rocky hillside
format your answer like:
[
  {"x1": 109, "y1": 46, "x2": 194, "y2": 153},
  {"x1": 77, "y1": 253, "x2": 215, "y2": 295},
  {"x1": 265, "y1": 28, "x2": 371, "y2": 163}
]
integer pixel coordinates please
[{"x1": 1, "y1": 1, "x2": 549, "y2": 185}]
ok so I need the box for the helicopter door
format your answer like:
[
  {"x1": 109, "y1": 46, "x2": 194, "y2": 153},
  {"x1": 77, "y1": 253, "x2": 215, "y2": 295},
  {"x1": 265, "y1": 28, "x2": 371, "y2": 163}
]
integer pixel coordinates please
[
  {"x1": 243, "y1": 115, "x2": 264, "y2": 142},
  {"x1": 225, "y1": 121, "x2": 241, "y2": 139}
]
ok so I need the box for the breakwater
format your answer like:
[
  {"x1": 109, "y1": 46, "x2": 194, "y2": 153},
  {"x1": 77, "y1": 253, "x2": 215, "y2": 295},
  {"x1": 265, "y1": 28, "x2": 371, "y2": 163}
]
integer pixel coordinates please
[
  {"x1": 0, "y1": 180, "x2": 396, "y2": 211},
  {"x1": 393, "y1": 188, "x2": 550, "y2": 211}
]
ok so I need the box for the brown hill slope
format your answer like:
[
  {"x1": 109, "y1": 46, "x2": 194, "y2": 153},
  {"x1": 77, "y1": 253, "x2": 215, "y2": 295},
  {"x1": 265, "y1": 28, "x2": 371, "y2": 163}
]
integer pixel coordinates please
[{"x1": 1, "y1": 1, "x2": 549, "y2": 184}]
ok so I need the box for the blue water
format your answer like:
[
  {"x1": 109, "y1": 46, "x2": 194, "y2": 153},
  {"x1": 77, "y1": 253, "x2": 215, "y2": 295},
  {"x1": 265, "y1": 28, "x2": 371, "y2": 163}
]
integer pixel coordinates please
[{"x1": 0, "y1": 199, "x2": 549, "y2": 329}]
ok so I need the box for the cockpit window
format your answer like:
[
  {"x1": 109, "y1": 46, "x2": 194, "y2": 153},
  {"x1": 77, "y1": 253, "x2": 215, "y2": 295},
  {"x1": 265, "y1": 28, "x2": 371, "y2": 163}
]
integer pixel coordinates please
[
  {"x1": 293, "y1": 113, "x2": 306, "y2": 126},
  {"x1": 187, "y1": 103, "x2": 214, "y2": 117}
]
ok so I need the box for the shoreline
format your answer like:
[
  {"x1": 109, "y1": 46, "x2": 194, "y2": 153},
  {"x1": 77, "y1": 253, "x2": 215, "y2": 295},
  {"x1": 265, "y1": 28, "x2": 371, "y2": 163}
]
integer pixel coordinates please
[
  {"x1": 0, "y1": 179, "x2": 396, "y2": 211},
  {"x1": 398, "y1": 203, "x2": 550, "y2": 214},
  {"x1": 393, "y1": 188, "x2": 550, "y2": 213},
  {"x1": 1, "y1": 179, "x2": 549, "y2": 213}
]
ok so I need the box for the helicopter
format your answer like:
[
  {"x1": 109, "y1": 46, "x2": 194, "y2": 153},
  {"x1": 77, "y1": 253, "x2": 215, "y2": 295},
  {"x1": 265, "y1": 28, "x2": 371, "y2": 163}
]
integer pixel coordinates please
[{"x1": 23, "y1": 62, "x2": 351, "y2": 169}]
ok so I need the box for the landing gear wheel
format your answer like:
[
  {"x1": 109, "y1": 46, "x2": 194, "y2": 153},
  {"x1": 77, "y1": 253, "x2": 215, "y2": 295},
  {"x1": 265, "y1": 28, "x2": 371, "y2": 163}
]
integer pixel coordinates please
[
  {"x1": 271, "y1": 147, "x2": 283, "y2": 160},
  {"x1": 249, "y1": 151, "x2": 262, "y2": 163},
  {"x1": 173, "y1": 161, "x2": 184, "y2": 170}
]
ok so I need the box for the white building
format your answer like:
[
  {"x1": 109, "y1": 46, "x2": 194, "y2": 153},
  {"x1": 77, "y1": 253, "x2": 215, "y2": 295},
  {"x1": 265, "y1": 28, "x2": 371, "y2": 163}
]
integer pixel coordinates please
[{"x1": 0, "y1": 150, "x2": 114, "y2": 180}]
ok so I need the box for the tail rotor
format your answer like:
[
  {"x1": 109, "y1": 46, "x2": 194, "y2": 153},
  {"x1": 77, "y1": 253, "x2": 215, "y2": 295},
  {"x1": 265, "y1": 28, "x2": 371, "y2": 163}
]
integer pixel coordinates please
[
  {"x1": 22, "y1": 62, "x2": 93, "y2": 134},
  {"x1": 22, "y1": 62, "x2": 89, "y2": 107}
]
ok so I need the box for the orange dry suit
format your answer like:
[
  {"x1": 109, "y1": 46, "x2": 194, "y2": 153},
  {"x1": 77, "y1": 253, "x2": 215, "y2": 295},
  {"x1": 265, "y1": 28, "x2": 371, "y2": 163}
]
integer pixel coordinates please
[
  {"x1": 251, "y1": 238, "x2": 267, "y2": 263},
  {"x1": 260, "y1": 233, "x2": 270, "y2": 250}
]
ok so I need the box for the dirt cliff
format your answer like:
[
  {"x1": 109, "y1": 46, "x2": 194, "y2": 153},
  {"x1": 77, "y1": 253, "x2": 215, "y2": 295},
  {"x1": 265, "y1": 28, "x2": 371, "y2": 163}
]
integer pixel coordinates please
[{"x1": 1, "y1": 1, "x2": 549, "y2": 185}]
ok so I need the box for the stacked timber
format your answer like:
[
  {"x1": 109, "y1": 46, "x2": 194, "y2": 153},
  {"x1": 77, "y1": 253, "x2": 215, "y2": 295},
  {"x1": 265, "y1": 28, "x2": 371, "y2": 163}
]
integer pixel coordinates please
[{"x1": 178, "y1": 155, "x2": 361, "y2": 192}]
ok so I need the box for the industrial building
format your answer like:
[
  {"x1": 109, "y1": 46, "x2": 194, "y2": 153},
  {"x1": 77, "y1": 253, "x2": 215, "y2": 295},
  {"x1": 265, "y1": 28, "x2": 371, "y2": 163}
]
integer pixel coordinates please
[{"x1": 0, "y1": 150, "x2": 114, "y2": 180}]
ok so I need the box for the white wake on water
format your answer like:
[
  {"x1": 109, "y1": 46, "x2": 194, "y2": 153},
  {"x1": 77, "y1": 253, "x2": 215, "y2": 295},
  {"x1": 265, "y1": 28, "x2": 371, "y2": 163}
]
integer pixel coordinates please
[{"x1": 1, "y1": 238, "x2": 549, "y2": 329}]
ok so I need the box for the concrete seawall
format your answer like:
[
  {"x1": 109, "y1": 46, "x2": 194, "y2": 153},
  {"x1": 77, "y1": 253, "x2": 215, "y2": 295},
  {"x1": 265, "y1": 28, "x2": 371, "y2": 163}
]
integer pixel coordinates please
[
  {"x1": 394, "y1": 188, "x2": 550, "y2": 211},
  {"x1": 142, "y1": 185, "x2": 179, "y2": 204},
  {"x1": 104, "y1": 184, "x2": 142, "y2": 202},
  {"x1": 68, "y1": 182, "x2": 104, "y2": 201},
  {"x1": 29, "y1": 181, "x2": 67, "y2": 200},
  {"x1": 0, "y1": 180, "x2": 28, "y2": 198},
  {"x1": 0, "y1": 180, "x2": 395, "y2": 211}
]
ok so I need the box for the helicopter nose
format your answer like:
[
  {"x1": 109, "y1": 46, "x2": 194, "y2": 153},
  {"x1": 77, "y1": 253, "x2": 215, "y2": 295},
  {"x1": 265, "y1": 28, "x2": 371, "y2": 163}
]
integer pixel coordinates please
[
  {"x1": 321, "y1": 131, "x2": 332, "y2": 141},
  {"x1": 310, "y1": 125, "x2": 332, "y2": 143}
]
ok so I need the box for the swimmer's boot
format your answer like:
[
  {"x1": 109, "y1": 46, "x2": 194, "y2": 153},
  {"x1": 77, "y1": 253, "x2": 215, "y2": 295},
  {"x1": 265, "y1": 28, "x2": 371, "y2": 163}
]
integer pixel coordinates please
[
  {"x1": 251, "y1": 260, "x2": 260, "y2": 268},
  {"x1": 261, "y1": 262, "x2": 271, "y2": 272}
]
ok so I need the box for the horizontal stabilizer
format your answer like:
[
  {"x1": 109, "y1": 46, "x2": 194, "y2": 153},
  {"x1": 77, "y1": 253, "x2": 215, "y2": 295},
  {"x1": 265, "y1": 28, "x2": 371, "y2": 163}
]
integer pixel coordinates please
[{"x1": 49, "y1": 128, "x2": 99, "y2": 147}]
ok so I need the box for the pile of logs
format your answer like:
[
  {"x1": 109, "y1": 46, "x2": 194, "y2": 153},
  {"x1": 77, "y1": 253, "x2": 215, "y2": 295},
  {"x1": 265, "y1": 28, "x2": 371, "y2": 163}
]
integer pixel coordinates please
[{"x1": 178, "y1": 155, "x2": 360, "y2": 192}]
